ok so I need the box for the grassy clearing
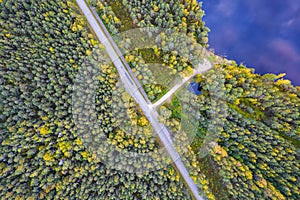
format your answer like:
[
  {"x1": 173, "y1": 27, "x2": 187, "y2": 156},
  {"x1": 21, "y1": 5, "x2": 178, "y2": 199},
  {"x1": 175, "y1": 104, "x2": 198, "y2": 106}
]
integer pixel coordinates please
[
  {"x1": 197, "y1": 155, "x2": 231, "y2": 200},
  {"x1": 138, "y1": 48, "x2": 163, "y2": 64},
  {"x1": 106, "y1": 0, "x2": 137, "y2": 31},
  {"x1": 107, "y1": 1, "x2": 163, "y2": 66},
  {"x1": 190, "y1": 129, "x2": 230, "y2": 200}
]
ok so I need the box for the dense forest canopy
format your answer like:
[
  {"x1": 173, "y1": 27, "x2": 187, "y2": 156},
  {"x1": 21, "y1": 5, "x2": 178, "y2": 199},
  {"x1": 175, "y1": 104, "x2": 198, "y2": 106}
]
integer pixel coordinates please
[{"x1": 0, "y1": 0, "x2": 299, "y2": 199}]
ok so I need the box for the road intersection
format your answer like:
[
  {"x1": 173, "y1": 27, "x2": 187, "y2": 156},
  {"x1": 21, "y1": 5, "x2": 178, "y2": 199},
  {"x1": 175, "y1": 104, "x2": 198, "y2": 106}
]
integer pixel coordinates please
[{"x1": 75, "y1": 1, "x2": 212, "y2": 199}]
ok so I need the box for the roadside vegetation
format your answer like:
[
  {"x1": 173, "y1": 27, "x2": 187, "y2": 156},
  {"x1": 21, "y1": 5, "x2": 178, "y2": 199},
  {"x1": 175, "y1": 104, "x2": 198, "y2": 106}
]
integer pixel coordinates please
[
  {"x1": 0, "y1": 0, "x2": 193, "y2": 199},
  {"x1": 159, "y1": 60, "x2": 300, "y2": 199},
  {"x1": 90, "y1": 0, "x2": 209, "y2": 102}
]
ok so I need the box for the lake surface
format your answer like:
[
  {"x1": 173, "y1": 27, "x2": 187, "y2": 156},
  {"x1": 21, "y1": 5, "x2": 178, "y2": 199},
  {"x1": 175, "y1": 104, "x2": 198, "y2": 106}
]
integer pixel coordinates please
[{"x1": 201, "y1": 0, "x2": 300, "y2": 85}]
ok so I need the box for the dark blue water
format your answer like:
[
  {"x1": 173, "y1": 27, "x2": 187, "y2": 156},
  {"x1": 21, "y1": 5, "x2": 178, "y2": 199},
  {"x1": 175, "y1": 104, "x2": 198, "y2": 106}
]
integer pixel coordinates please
[
  {"x1": 201, "y1": 0, "x2": 300, "y2": 85},
  {"x1": 188, "y1": 82, "x2": 202, "y2": 95}
]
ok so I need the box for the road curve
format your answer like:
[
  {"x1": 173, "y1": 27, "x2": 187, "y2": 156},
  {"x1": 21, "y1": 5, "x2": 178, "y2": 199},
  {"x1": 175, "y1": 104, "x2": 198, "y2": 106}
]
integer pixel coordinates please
[{"x1": 75, "y1": 0, "x2": 205, "y2": 199}]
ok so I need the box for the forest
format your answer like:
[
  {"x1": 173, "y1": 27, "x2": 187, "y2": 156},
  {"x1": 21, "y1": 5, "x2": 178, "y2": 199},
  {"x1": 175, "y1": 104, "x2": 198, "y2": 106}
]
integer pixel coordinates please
[
  {"x1": 1, "y1": 0, "x2": 299, "y2": 199},
  {"x1": 160, "y1": 63, "x2": 300, "y2": 199},
  {"x1": 0, "y1": 0, "x2": 195, "y2": 199}
]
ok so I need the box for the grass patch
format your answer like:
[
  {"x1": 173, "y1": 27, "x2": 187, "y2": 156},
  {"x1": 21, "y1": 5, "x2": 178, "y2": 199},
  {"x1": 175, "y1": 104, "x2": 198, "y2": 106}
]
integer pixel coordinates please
[
  {"x1": 150, "y1": 85, "x2": 168, "y2": 103},
  {"x1": 197, "y1": 155, "x2": 231, "y2": 200},
  {"x1": 138, "y1": 48, "x2": 163, "y2": 64},
  {"x1": 106, "y1": 0, "x2": 137, "y2": 31},
  {"x1": 190, "y1": 134, "x2": 231, "y2": 200},
  {"x1": 278, "y1": 131, "x2": 300, "y2": 148},
  {"x1": 227, "y1": 100, "x2": 265, "y2": 122}
]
